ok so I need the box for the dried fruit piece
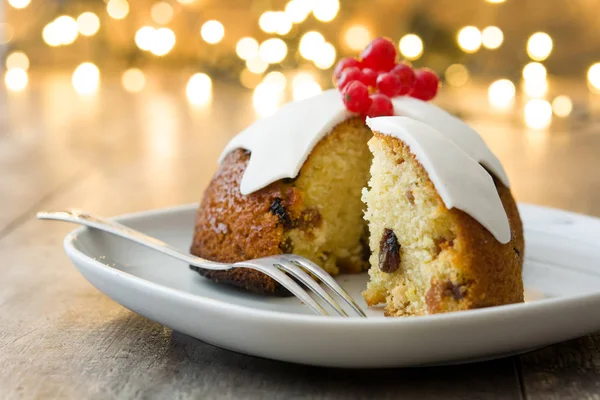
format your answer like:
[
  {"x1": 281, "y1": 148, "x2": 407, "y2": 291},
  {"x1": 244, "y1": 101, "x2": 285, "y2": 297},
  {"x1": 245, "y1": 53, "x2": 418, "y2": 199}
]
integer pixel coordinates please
[
  {"x1": 269, "y1": 197, "x2": 292, "y2": 228},
  {"x1": 378, "y1": 228, "x2": 401, "y2": 273}
]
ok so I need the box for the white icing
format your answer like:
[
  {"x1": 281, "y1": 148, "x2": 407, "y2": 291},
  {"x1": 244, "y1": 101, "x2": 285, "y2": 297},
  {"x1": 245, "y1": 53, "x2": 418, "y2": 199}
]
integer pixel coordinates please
[
  {"x1": 366, "y1": 116, "x2": 511, "y2": 244},
  {"x1": 220, "y1": 90, "x2": 352, "y2": 195},
  {"x1": 391, "y1": 96, "x2": 510, "y2": 187}
]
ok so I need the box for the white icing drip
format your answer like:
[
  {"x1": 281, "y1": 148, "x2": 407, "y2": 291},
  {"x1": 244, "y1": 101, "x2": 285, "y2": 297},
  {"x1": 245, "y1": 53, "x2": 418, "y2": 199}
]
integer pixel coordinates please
[
  {"x1": 366, "y1": 116, "x2": 511, "y2": 244},
  {"x1": 392, "y1": 96, "x2": 510, "y2": 187},
  {"x1": 219, "y1": 90, "x2": 351, "y2": 195}
]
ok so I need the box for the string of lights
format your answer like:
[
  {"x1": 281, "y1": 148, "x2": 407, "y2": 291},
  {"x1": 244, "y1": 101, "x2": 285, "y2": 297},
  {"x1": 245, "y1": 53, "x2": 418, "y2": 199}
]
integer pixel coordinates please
[{"x1": 2, "y1": 0, "x2": 599, "y2": 130}]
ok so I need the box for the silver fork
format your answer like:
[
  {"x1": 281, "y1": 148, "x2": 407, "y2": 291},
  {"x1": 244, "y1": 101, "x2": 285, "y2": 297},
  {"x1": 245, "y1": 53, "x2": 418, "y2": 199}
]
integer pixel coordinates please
[{"x1": 37, "y1": 210, "x2": 367, "y2": 318}]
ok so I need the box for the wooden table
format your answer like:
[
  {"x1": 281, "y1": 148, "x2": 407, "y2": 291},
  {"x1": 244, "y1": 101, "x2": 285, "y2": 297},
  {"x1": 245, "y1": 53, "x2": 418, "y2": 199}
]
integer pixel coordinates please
[{"x1": 2, "y1": 73, "x2": 600, "y2": 399}]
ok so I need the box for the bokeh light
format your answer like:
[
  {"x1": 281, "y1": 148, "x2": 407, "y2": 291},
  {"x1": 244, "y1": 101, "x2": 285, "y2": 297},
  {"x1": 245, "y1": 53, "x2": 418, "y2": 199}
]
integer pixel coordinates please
[
  {"x1": 292, "y1": 72, "x2": 322, "y2": 100},
  {"x1": 481, "y1": 26, "x2": 503, "y2": 49},
  {"x1": 343, "y1": 24, "x2": 372, "y2": 52},
  {"x1": 587, "y1": 63, "x2": 600, "y2": 92},
  {"x1": 77, "y1": 12, "x2": 100, "y2": 36},
  {"x1": 6, "y1": 52, "x2": 29, "y2": 70},
  {"x1": 488, "y1": 79, "x2": 515, "y2": 110},
  {"x1": 240, "y1": 68, "x2": 262, "y2": 89},
  {"x1": 7, "y1": 0, "x2": 30, "y2": 9},
  {"x1": 523, "y1": 78, "x2": 548, "y2": 98},
  {"x1": 527, "y1": 32, "x2": 553, "y2": 61},
  {"x1": 313, "y1": 42, "x2": 336, "y2": 69},
  {"x1": 135, "y1": 26, "x2": 155, "y2": 51},
  {"x1": 201, "y1": 20, "x2": 224, "y2": 44},
  {"x1": 263, "y1": 71, "x2": 287, "y2": 91},
  {"x1": 186, "y1": 73, "x2": 212, "y2": 106},
  {"x1": 552, "y1": 95, "x2": 573, "y2": 118},
  {"x1": 236, "y1": 37, "x2": 259, "y2": 61},
  {"x1": 445, "y1": 64, "x2": 469, "y2": 87},
  {"x1": 150, "y1": 28, "x2": 176, "y2": 56},
  {"x1": 259, "y1": 12, "x2": 292, "y2": 34},
  {"x1": 253, "y1": 81, "x2": 284, "y2": 117},
  {"x1": 313, "y1": 0, "x2": 339, "y2": 22},
  {"x1": 4, "y1": 68, "x2": 28, "y2": 92},
  {"x1": 106, "y1": 0, "x2": 129, "y2": 20},
  {"x1": 122, "y1": 68, "x2": 146, "y2": 93},
  {"x1": 151, "y1": 2, "x2": 174, "y2": 25},
  {"x1": 457, "y1": 26, "x2": 482, "y2": 53},
  {"x1": 72, "y1": 62, "x2": 100, "y2": 95},
  {"x1": 486, "y1": 0, "x2": 506, "y2": 2},
  {"x1": 524, "y1": 99, "x2": 552, "y2": 129},
  {"x1": 259, "y1": 38, "x2": 288, "y2": 64},
  {"x1": 522, "y1": 62, "x2": 547, "y2": 81},
  {"x1": 399, "y1": 34, "x2": 423, "y2": 60},
  {"x1": 299, "y1": 31, "x2": 325, "y2": 61},
  {"x1": 285, "y1": 0, "x2": 313, "y2": 24},
  {"x1": 246, "y1": 56, "x2": 269, "y2": 74},
  {"x1": 0, "y1": 23, "x2": 15, "y2": 45},
  {"x1": 43, "y1": 16, "x2": 79, "y2": 47}
]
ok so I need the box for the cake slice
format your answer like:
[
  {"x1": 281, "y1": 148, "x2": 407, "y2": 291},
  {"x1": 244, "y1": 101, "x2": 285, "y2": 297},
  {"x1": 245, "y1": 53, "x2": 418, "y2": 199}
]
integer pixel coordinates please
[{"x1": 362, "y1": 116, "x2": 524, "y2": 316}]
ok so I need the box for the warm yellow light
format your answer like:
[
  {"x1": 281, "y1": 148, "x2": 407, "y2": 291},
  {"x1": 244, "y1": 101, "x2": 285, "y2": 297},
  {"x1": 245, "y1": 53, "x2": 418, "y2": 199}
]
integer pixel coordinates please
[
  {"x1": 399, "y1": 34, "x2": 423, "y2": 60},
  {"x1": 552, "y1": 95, "x2": 572, "y2": 118},
  {"x1": 107, "y1": 0, "x2": 129, "y2": 20},
  {"x1": 343, "y1": 24, "x2": 372, "y2": 52},
  {"x1": 201, "y1": 20, "x2": 224, "y2": 44},
  {"x1": 263, "y1": 71, "x2": 287, "y2": 91},
  {"x1": 482, "y1": 26, "x2": 503, "y2": 49},
  {"x1": 72, "y1": 62, "x2": 100, "y2": 95},
  {"x1": 527, "y1": 32, "x2": 553, "y2": 61},
  {"x1": 587, "y1": 63, "x2": 600, "y2": 92},
  {"x1": 285, "y1": 0, "x2": 313, "y2": 24},
  {"x1": 258, "y1": 11, "x2": 277, "y2": 33},
  {"x1": 77, "y1": 12, "x2": 100, "y2": 36},
  {"x1": 292, "y1": 73, "x2": 322, "y2": 100},
  {"x1": 488, "y1": 79, "x2": 515, "y2": 110},
  {"x1": 122, "y1": 68, "x2": 146, "y2": 93},
  {"x1": 7, "y1": 0, "x2": 30, "y2": 9},
  {"x1": 42, "y1": 16, "x2": 79, "y2": 47},
  {"x1": 150, "y1": 27, "x2": 176, "y2": 56},
  {"x1": 135, "y1": 27, "x2": 155, "y2": 51},
  {"x1": 4, "y1": 68, "x2": 28, "y2": 92},
  {"x1": 253, "y1": 82, "x2": 284, "y2": 117},
  {"x1": 259, "y1": 38, "x2": 288, "y2": 64},
  {"x1": 246, "y1": 56, "x2": 268, "y2": 74},
  {"x1": 313, "y1": 0, "x2": 339, "y2": 22},
  {"x1": 313, "y1": 42, "x2": 336, "y2": 70},
  {"x1": 524, "y1": 99, "x2": 552, "y2": 129},
  {"x1": 0, "y1": 23, "x2": 15, "y2": 45},
  {"x1": 457, "y1": 26, "x2": 482, "y2": 53},
  {"x1": 299, "y1": 31, "x2": 325, "y2": 61},
  {"x1": 486, "y1": 0, "x2": 505, "y2": 3},
  {"x1": 523, "y1": 78, "x2": 548, "y2": 98},
  {"x1": 236, "y1": 37, "x2": 259, "y2": 61},
  {"x1": 6, "y1": 51, "x2": 29, "y2": 70},
  {"x1": 445, "y1": 64, "x2": 469, "y2": 87},
  {"x1": 186, "y1": 73, "x2": 212, "y2": 106},
  {"x1": 177, "y1": 0, "x2": 195, "y2": 3},
  {"x1": 522, "y1": 62, "x2": 547, "y2": 81},
  {"x1": 240, "y1": 68, "x2": 262, "y2": 89},
  {"x1": 42, "y1": 23, "x2": 61, "y2": 47},
  {"x1": 151, "y1": 2, "x2": 174, "y2": 25}
]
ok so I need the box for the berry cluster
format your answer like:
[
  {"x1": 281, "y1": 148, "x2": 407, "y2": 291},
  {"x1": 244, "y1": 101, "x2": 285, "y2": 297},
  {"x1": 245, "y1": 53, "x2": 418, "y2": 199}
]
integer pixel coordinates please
[{"x1": 333, "y1": 37, "x2": 440, "y2": 117}]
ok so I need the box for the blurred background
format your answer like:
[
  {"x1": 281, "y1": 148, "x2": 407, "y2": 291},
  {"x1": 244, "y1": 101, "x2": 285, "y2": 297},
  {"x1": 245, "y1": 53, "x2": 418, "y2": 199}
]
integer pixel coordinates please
[{"x1": 3, "y1": 0, "x2": 600, "y2": 126}]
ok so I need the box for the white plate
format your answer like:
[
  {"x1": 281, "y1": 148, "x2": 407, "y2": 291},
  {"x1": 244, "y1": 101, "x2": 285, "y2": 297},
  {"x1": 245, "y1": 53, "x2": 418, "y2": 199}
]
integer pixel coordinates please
[{"x1": 64, "y1": 203, "x2": 600, "y2": 368}]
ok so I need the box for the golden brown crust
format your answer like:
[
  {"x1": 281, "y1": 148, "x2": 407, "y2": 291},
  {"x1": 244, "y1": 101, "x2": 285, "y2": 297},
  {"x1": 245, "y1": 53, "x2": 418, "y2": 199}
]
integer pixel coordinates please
[
  {"x1": 189, "y1": 149, "x2": 300, "y2": 295},
  {"x1": 375, "y1": 133, "x2": 524, "y2": 315}
]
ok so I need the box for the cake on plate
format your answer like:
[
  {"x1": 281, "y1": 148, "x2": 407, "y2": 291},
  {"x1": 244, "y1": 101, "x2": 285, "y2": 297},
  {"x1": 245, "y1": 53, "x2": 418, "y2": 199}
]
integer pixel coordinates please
[{"x1": 190, "y1": 38, "x2": 524, "y2": 315}]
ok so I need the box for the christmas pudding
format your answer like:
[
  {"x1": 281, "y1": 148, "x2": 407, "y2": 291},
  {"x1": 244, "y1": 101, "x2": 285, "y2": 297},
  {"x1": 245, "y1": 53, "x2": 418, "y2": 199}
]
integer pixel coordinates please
[{"x1": 190, "y1": 38, "x2": 524, "y2": 314}]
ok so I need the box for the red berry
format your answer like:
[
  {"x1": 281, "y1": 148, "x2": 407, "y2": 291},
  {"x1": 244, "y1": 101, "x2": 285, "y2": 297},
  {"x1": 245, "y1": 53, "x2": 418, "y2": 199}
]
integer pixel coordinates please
[
  {"x1": 410, "y1": 68, "x2": 440, "y2": 101},
  {"x1": 343, "y1": 81, "x2": 372, "y2": 113},
  {"x1": 333, "y1": 57, "x2": 361, "y2": 81},
  {"x1": 390, "y1": 62, "x2": 415, "y2": 95},
  {"x1": 360, "y1": 68, "x2": 378, "y2": 87},
  {"x1": 366, "y1": 93, "x2": 394, "y2": 117},
  {"x1": 360, "y1": 37, "x2": 397, "y2": 72},
  {"x1": 336, "y1": 66, "x2": 363, "y2": 91},
  {"x1": 376, "y1": 72, "x2": 402, "y2": 97}
]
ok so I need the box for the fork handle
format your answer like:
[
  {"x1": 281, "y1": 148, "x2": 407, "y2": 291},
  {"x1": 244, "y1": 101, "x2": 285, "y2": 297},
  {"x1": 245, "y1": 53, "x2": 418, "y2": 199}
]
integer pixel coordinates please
[{"x1": 36, "y1": 210, "x2": 229, "y2": 271}]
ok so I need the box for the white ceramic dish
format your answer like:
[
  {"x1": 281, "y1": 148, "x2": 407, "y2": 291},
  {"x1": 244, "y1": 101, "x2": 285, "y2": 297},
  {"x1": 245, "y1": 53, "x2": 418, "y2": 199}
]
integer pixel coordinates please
[{"x1": 63, "y1": 203, "x2": 600, "y2": 368}]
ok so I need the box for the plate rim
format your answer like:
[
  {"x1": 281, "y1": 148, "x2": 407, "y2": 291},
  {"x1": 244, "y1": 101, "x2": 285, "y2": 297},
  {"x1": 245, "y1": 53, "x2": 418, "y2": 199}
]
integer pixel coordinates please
[{"x1": 63, "y1": 202, "x2": 600, "y2": 326}]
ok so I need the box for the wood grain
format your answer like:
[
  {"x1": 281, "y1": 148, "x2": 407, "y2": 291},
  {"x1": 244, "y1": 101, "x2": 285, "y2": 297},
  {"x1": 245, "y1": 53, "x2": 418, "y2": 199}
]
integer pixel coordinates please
[{"x1": 1, "y1": 74, "x2": 599, "y2": 399}]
